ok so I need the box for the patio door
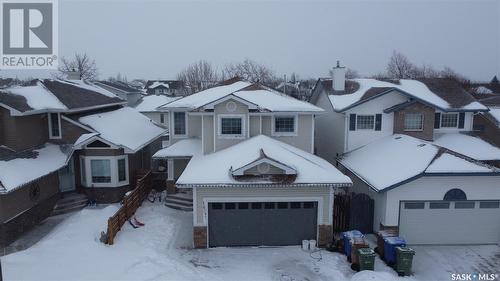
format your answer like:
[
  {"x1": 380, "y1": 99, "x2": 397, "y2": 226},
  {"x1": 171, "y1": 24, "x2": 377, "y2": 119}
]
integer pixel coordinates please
[{"x1": 58, "y1": 157, "x2": 75, "y2": 192}]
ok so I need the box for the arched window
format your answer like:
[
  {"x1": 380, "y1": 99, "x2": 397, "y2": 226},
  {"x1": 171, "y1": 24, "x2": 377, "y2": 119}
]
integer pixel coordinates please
[{"x1": 443, "y1": 189, "x2": 467, "y2": 201}]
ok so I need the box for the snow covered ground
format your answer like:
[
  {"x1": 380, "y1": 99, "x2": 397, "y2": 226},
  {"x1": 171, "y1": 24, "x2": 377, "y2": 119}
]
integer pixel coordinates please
[{"x1": 2, "y1": 201, "x2": 499, "y2": 281}]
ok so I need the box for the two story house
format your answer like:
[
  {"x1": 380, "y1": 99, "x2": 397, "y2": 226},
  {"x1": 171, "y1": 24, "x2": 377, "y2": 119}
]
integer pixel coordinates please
[
  {"x1": 132, "y1": 94, "x2": 180, "y2": 129},
  {"x1": 0, "y1": 79, "x2": 165, "y2": 247},
  {"x1": 311, "y1": 66, "x2": 500, "y2": 245},
  {"x1": 153, "y1": 78, "x2": 352, "y2": 248},
  {"x1": 144, "y1": 80, "x2": 185, "y2": 96}
]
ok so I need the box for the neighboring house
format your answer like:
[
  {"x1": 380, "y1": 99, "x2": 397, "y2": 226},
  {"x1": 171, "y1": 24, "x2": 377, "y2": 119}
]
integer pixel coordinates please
[
  {"x1": 0, "y1": 79, "x2": 165, "y2": 247},
  {"x1": 311, "y1": 66, "x2": 500, "y2": 245},
  {"x1": 144, "y1": 80, "x2": 185, "y2": 96},
  {"x1": 94, "y1": 80, "x2": 143, "y2": 106},
  {"x1": 152, "y1": 78, "x2": 352, "y2": 248},
  {"x1": 132, "y1": 94, "x2": 180, "y2": 128},
  {"x1": 472, "y1": 93, "x2": 500, "y2": 148},
  {"x1": 275, "y1": 81, "x2": 311, "y2": 101}
]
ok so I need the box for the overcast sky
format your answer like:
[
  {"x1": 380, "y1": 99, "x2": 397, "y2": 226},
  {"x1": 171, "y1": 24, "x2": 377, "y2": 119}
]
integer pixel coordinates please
[{"x1": 2, "y1": 0, "x2": 499, "y2": 81}]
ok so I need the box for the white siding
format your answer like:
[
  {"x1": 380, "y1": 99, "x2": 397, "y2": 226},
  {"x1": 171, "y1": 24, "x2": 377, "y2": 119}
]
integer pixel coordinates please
[
  {"x1": 384, "y1": 176, "x2": 500, "y2": 226},
  {"x1": 314, "y1": 91, "x2": 345, "y2": 163},
  {"x1": 344, "y1": 91, "x2": 407, "y2": 151}
]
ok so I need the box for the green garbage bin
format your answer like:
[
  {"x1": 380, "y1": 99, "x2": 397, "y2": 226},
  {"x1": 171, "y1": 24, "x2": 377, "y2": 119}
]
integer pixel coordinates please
[
  {"x1": 357, "y1": 248, "x2": 375, "y2": 271},
  {"x1": 395, "y1": 246, "x2": 415, "y2": 276}
]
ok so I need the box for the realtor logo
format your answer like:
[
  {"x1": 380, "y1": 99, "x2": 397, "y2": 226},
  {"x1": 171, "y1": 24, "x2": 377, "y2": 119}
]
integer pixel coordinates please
[{"x1": 1, "y1": 0, "x2": 58, "y2": 69}]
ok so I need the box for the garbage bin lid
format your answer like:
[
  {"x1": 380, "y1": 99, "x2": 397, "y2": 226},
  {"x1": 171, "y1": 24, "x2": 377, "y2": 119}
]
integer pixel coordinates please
[
  {"x1": 384, "y1": 236, "x2": 406, "y2": 244},
  {"x1": 358, "y1": 248, "x2": 375, "y2": 255},
  {"x1": 343, "y1": 230, "x2": 363, "y2": 238},
  {"x1": 396, "y1": 246, "x2": 415, "y2": 253}
]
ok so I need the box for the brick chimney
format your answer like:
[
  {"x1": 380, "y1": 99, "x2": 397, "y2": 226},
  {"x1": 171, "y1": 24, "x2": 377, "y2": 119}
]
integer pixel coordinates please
[{"x1": 332, "y1": 60, "x2": 346, "y2": 91}]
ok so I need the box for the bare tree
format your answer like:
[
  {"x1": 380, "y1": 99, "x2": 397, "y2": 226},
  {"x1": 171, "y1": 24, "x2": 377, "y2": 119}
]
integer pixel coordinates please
[
  {"x1": 386, "y1": 51, "x2": 416, "y2": 79},
  {"x1": 223, "y1": 58, "x2": 277, "y2": 86},
  {"x1": 58, "y1": 53, "x2": 98, "y2": 80},
  {"x1": 439, "y1": 66, "x2": 469, "y2": 84},
  {"x1": 177, "y1": 60, "x2": 220, "y2": 95}
]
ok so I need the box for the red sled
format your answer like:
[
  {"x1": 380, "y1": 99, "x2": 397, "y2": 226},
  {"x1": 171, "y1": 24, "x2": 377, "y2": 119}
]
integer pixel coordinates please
[{"x1": 133, "y1": 216, "x2": 145, "y2": 226}]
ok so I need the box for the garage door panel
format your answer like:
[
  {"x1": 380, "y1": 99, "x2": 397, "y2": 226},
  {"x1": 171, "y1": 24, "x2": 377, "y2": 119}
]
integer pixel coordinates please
[
  {"x1": 208, "y1": 202, "x2": 317, "y2": 247},
  {"x1": 399, "y1": 201, "x2": 500, "y2": 245}
]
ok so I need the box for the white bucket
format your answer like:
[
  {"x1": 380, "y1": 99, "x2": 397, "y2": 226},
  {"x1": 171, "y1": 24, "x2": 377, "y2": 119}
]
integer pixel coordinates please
[
  {"x1": 309, "y1": 240, "x2": 317, "y2": 250},
  {"x1": 302, "y1": 240, "x2": 309, "y2": 250}
]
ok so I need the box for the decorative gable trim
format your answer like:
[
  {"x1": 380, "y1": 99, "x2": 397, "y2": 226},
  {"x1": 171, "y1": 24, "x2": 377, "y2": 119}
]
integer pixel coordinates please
[
  {"x1": 231, "y1": 149, "x2": 296, "y2": 176},
  {"x1": 199, "y1": 94, "x2": 259, "y2": 111}
]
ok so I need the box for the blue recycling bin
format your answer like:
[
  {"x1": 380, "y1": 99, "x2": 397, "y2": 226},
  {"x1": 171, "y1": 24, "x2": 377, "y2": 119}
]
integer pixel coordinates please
[
  {"x1": 342, "y1": 230, "x2": 364, "y2": 256},
  {"x1": 383, "y1": 236, "x2": 406, "y2": 265}
]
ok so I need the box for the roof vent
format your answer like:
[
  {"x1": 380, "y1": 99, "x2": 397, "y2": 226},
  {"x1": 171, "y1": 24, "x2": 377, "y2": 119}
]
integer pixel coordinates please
[
  {"x1": 394, "y1": 136, "x2": 402, "y2": 140},
  {"x1": 418, "y1": 144, "x2": 426, "y2": 147}
]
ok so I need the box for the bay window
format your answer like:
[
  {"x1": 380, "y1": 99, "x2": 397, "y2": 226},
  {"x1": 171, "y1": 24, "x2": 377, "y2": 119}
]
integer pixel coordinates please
[
  {"x1": 80, "y1": 155, "x2": 129, "y2": 187},
  {"x1": 404, "y1": 113, "x2": 423, "y2": 131}
]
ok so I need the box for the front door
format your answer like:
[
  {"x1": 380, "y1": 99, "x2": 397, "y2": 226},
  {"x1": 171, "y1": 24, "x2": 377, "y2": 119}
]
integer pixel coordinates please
[{"x1": 58, "y1": 157, "x2": 75, "y2": 192}]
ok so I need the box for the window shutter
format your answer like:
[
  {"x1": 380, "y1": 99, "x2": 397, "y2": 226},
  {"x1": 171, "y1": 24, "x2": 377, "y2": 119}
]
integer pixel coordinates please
[
  {"x1": 434, "y1": 113, "x2": 441, "y2": 129},
  {"x1": 349, "y1": 114, "x2": 356, "y2": 131},
  {"x1": 375, "y1": 114, "x2": 382, "y2": 131},
  {"x1": 458, "y1": 112, "x2": 465, "y2": 129}
]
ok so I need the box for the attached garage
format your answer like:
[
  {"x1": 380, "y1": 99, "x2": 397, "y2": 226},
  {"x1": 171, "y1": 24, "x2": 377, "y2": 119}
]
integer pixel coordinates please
[
  {"x1": 399, "y1": 200, "x2": 500, "y2": 245},
  {"x1": 208, "y1": 201, "x2": 318, "y2": 247}
]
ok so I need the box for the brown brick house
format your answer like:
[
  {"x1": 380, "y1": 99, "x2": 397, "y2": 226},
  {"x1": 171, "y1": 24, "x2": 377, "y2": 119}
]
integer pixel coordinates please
[{"x1": 0, "y1": 79, "x2": 165, "y2": 247}]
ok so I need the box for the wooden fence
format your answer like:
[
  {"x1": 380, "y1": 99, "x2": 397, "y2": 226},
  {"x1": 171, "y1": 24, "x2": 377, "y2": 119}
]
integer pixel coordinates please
[
  {"x1": 333, "y1": 194, "x2": 350, "y2": 233},
  {"x1": 105, "y1": 170, "x2": 152, "y2": 245}
]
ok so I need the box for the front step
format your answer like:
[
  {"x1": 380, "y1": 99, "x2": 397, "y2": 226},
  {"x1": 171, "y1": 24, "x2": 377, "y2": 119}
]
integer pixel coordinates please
[
  {"x1": 165, "y1": 193, "x2": 193, "y2": 211},
  {"x1": 51, "y1": 193, "x2": 89, "y2": 216}
]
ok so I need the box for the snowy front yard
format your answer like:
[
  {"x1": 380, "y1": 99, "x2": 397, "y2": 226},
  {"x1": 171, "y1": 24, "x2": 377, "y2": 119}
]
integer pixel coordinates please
[{"x1": 2, "y1": 201, "x2": 499, "y2": 281}]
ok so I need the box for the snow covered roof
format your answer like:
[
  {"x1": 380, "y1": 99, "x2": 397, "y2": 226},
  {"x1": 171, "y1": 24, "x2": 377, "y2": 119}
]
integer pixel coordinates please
[
  {"x1": 484, "y1": 107, "x2": 500, "y2": 127},
  {"x1": 0, "y1": 79, "x2": 124, "y2": 115},
  {"x1": 148, "y1": 81, "x2": 170, "y2": 89},
  {"x1": 474, "y1": 86, "x2": 494, "y2": 94},
  {"x1": 323, "y1": 78, "x2": 487, "y2": 112},
  {"x1": 152, "y1": 138, "x2": 202, "y2": 158},
  {"x1": 73, "y1": 133, "x2": 100, "y2": 148},
  {"x1": 160, "y1": 80, "x2": 323, "y2": 112},
  {"x1": 78, "y1": 107, "x2": 166, "y2": 153},
  {"x1": 338, "y1": 134, "x2": 499, "y2": 192},
  {"x1": 133, "y1": 95, "x2": 180, "y2": 112},
  {"x1": 0, "y1": 144, "x2": 70, "y2": 193},
  {"x1": 433, "y1": 133, "x2": 500, "y2": 161},
  {"x1": 175, "y1": 135, "x2": 352, "y2": 187},
  {"x1": 426, "y1": 153, "x2": 493, "y2": 173}
]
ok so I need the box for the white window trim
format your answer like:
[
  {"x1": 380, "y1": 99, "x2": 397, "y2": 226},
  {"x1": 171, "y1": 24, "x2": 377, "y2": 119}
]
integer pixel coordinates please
[
  {"x1": 171, "y1": 111, "x2": 188, "y2": 138},
  {"x1": 48, "y1": 112, "x2": 62, "y2": 139},
  {"x1": 356, "y1": 114, "x2": 375, "y2": 130},
  {"x1": 404, "y1": 113, "x2": 424, "y2": 132},
  {"x1": 271, "y1": 114, "x2": 298, "y2": 136},
  {"x1": 80, "y1": 155, "x2": 129, "y2": 188},
  {"x1": 440, "y1": 112, "x2": 459, "y2": 128},
  {"x1": 217, "y1": 114, "x2": 246, "y2": 139}
]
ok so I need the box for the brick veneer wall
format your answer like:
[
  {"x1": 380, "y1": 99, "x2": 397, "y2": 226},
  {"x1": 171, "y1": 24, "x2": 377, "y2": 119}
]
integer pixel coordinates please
[
  {"x1": 193, "y1": 226, "x2": 207, "y2": 248},
  {"x1": 318, "y1": 224, "x2": 333, "y2": 247},
  {"x1": 393, "y1": 102, "x2": 435, "y2": 141}
]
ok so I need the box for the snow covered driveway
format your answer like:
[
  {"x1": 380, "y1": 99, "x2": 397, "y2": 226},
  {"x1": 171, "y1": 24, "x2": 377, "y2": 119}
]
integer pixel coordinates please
[{"x1": 2, "y1": 201, "x2": 499, "y2": 281}]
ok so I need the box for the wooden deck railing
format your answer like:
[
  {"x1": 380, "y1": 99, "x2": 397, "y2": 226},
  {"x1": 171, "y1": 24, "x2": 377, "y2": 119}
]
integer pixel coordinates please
[{"x1": 105, "y1": 170, "x2": 152, "y2": 245}]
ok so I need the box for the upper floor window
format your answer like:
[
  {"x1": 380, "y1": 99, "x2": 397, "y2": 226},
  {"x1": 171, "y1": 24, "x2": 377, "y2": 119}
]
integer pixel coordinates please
[
  {"x1": 173, "y1": 112, "x2": 187, "y2": 136},
  {"x1": 219, "y1": 115, "x2": 244, "y2": 138},
  {"x1": 441, "y1": 113, "x2": 458, "y2": 128},
  {"x1": 160, "y1": 113, "x2": 165, "y2": 124},
  {"x1": 356, "y1": 115, "x2": 375, "y2": 130},
  {"x1": 48, "y1": 113, "x2": 61, "y2": 139},
  {"x1": 272, "y1": 115, "x2": 297, "y2": 136},
  {"x1": 404, "y1": 113, "x2": 423, "y2": 131}
]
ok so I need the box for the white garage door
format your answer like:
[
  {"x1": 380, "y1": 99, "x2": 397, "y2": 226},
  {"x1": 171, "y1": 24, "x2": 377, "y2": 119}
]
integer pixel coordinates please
[{"x1": 399, "y1": 200, "x2": 500, "y2": 245}]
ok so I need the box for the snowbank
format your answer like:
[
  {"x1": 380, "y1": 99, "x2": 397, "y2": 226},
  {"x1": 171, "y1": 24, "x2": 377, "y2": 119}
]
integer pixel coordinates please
[{"x1": 0, "y1": 144, "x2": 68, "y2": 192}]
